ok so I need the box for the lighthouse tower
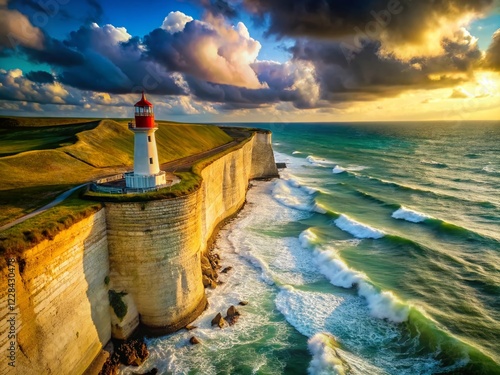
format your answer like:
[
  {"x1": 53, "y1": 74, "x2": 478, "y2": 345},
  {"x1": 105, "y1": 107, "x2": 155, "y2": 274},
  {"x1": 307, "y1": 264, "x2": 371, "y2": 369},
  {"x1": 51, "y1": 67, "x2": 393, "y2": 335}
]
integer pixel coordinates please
[{"x1": 125, "y1": 92, "x2": 167, "y2": 190}]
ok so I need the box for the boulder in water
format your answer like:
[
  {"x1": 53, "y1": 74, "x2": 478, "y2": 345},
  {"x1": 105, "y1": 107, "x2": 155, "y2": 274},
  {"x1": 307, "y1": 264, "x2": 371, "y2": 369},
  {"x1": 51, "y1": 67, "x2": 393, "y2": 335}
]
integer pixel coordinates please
[
  {"x1": 189, "y1": 336, "x2": 201, "y2": 345},
  {"x1": 225, "y1": 305, "x2": 240, "y2": 326},
  {"x1": 211, "y1": 312, "x2": 226, "y2": 328}
]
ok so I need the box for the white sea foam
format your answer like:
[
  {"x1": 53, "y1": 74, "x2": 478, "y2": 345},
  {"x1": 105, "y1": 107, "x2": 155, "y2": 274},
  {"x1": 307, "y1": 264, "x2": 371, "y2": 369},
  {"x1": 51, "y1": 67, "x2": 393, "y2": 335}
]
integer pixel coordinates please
[
  {"x1": 313, "y1": 248, "x2": 366, "y2": 288},
  {"x1": 300, "y1": 230, "x2": 409, "y2": 323},
  {"x1": 334, "y1": 214, "x2": 385, "y2": 239},
  {"x1": 292, "y1": 151, "x2": 302, "y2": 154},
  {"x1": 272, "y1": 178, "x2": 325, "y2": 214},
  {"x1": 358, "y1": 283, "x2": 409, "y2": 323},
  {"x1": 392, "y1": 207, "x2": 432, "y2": 223},
  {"x1": 332, "y1": 166, "x2": 346, "y2": 174},
  {"x1": 307, "y1": 155, "x2": 337, "y2": 167},
  {"x1": 308, "y1": 333, "x2": 347, "y2": 375},
  {"x1": 275, "y1": 286, "x2": 393, "y2": 374}
]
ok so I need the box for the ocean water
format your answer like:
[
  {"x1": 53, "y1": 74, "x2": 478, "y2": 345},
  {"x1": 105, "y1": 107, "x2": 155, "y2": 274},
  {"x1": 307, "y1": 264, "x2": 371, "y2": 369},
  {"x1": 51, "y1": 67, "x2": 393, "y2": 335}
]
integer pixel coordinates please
[{"x1": 121, "y1": 121, "x2": 500, "y2": 375}]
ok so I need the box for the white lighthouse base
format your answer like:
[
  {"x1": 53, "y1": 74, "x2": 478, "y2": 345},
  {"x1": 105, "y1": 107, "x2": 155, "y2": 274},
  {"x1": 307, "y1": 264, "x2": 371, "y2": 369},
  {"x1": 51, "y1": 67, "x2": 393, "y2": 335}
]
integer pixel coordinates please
[{"x1": 125, "y1": 171, "x2": 167, "y2": 190}]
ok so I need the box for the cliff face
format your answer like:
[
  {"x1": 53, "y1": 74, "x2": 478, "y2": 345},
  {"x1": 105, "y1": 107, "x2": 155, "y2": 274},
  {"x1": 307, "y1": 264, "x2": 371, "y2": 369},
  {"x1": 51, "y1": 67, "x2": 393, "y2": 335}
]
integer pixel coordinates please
[
  {"x1": 105, "y1": 132, "x2": 277, "y2": 333},
  {"x1": 0, "y1": 130, "x2": 277, "y2": 374},
  {"x1": 0, "y1": 211, "x2": 110, "y2": 375}
]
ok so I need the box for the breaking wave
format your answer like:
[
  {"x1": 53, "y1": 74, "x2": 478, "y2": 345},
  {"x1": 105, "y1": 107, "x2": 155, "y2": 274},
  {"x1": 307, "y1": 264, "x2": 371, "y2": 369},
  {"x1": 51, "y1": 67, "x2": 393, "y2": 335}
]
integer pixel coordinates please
[
  {"x1": 392, "y1": 206, "x2": 433, "y2": 223},
  {"x1": 300, "y1": 229, "x2": 409, "y2": 323},
  {"x1": 308, "y1": 333, "x2": 349, "y2": 375},
  {"x1": 334, "y1": 214, "x2": 386, "y2": 239}
]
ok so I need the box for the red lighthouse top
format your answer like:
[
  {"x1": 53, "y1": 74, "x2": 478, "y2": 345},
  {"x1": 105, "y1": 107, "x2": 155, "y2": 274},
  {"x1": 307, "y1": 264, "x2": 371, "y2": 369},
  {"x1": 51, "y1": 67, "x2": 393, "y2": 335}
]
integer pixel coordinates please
[{"x1": 133, "y1": 91, "x2": 155, "y2": 128}]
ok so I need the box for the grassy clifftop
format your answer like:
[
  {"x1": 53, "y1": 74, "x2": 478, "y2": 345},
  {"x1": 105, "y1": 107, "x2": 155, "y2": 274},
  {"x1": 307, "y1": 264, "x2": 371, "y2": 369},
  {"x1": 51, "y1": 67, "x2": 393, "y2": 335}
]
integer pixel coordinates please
[{"x1": 0, "y1": 118, "x2": 233, "y2": 228}]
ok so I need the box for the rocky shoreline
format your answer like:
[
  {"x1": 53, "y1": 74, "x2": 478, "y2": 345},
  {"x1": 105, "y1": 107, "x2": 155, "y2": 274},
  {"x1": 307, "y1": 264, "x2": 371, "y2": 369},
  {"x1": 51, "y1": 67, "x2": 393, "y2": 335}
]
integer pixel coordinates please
[{"x1": 99, "y1": 220, "x2": 248, "y2": 374}]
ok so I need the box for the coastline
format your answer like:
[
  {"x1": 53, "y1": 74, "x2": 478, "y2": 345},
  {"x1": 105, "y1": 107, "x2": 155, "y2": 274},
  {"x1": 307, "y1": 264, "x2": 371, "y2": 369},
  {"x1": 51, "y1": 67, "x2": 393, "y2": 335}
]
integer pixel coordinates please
[{"x1": 0, "y1": 129, "x2": 279, "y2": 375}]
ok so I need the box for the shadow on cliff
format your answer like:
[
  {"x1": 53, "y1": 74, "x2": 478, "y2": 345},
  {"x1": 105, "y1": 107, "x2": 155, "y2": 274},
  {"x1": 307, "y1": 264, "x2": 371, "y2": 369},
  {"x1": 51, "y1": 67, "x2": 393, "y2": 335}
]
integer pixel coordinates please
[{"x1": 81, "y1": 212, "x2": 112, "y2": 368}]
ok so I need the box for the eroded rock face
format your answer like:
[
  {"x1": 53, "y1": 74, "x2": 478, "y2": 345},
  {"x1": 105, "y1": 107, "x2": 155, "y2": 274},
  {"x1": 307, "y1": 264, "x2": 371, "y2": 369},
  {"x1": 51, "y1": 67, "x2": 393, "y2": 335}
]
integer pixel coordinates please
[{"x1": 211, "y1": 312, "x2": 227, "y2": 328}]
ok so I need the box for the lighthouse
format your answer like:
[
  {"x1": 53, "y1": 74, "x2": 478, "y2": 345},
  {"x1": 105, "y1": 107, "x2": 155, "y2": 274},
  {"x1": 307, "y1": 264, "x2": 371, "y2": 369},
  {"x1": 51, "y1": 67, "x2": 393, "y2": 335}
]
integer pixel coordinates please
[{"x1": 125, "y1": 92, "x2": 167, "y2": 190}]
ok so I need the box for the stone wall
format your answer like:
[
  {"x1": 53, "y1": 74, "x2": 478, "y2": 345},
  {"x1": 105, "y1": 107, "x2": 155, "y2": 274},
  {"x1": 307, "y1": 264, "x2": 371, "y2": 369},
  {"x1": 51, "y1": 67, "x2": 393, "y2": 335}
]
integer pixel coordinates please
[{"x1": 0, "y1": 211, "x2": 110, "y2": 375}]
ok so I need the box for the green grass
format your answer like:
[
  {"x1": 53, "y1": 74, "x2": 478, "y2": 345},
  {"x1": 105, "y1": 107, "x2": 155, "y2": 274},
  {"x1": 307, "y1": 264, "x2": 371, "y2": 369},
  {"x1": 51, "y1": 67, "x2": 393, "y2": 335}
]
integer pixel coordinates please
[
  {"x1": 0, "y1": 188, "x2": 103, "y2": 256},
  {"x1": 0, "y1": 118, "x2": 234, "y2": 226},
  {"x1": 0, "y1": 116, "x2": 99, "y2": 128},
  {"x1": 0, "y1": 117, "x2": 247, "y2": 257},
  {"x1": 0, "y1": 184, "x2": 76, "y2": 227},
  {"x1": 0, "y1": 121, "x2": 100, "y2": 157},
  {"x1": 83, "y1": 135, "x2": 253, "y2": 202}
]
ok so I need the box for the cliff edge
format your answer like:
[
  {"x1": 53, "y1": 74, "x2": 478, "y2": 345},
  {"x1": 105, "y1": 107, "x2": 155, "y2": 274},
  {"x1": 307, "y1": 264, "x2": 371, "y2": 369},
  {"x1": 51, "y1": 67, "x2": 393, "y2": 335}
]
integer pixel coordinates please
[{"x1": 0, "y1": 129, "x2": 278, "y2": 375}]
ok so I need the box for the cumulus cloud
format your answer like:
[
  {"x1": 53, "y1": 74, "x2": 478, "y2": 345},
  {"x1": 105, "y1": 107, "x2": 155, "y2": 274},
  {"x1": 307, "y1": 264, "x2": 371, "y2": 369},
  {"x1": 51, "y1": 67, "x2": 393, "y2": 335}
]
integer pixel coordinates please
[
  {"x1": 145, "y1": 15, "x2": 264, "y2": 89},
  {"x1": 0, "y1": 69, "x2": 71, "y2": 104},
  {"x1": 162, "y1": 11, "x2": 193, "y2": 34},
  {"x1": 0, "y1": 1, "x2": 44, "y2": 50},
  {"x1": 20, "y1": 23, "x2": 186, "y2": 95}
]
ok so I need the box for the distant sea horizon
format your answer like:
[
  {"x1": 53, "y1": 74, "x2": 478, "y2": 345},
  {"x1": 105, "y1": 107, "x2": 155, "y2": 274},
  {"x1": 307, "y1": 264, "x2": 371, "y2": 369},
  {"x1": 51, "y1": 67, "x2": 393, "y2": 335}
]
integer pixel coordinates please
[{"x1": 122, "y1": 120, "x2": 500, "y2": 375}]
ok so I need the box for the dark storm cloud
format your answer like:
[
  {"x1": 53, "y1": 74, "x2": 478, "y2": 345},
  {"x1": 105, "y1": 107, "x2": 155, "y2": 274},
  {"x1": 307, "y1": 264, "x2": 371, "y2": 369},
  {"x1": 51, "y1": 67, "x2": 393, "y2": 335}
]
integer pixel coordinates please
[
  {"x1": 485, "y1": 29, "x2": 500, "y2": 71},
  {"x1": 25, "y1": 70, "x2": 54, "y2": 83},
  {"x1": 236, "y1": 0, "x2": 495, "y2": 40},
  {"x1": 289, "y1": 33, "x2": 482, "y2": 103},
  {"x1": 20, "y1": 24, "x2": 186, "y2": 95},
  {"x1": 185, "y1": 74, "x2": 296, "y2": 108},
  {"x1": 21, "y1": 36, "x2": 84, "y2": 67}
]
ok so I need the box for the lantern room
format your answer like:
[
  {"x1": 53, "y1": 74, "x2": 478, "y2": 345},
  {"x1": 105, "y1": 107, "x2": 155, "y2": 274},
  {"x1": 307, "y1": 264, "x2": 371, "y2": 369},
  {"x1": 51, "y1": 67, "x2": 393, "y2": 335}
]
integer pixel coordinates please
[{"x1": 133, "y1": 91, "x2": 155, "y2": 128}]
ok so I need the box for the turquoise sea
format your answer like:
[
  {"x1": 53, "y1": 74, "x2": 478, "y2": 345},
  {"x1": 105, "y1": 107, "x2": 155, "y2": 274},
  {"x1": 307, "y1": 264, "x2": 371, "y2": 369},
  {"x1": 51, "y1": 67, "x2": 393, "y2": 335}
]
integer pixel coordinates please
[{"x1": 122, "y1": 121, "x2": 500, "y2": 375}]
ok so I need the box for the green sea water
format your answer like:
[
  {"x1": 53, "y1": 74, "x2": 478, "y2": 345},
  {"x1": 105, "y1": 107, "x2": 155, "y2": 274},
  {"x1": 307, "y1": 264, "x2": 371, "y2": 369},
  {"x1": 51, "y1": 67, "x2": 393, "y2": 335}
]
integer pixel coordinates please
[{"x1": 121, "y1": 121, "x2": 500, "y2": 375}]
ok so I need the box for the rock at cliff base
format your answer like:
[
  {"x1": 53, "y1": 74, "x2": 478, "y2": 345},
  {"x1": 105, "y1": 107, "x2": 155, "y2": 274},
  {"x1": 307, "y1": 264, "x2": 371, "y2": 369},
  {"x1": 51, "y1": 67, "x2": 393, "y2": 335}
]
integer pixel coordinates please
[
  {"x1": 189, "y1": 336, "x2": 201, "y2": 345},
  {"x1": 211, "y1": 312, "x2": 226, "y2": 328},
  {"x1": 238, "y1": 301, "x2": 249, "y2": 306},
  {"x1": 202, "y1": 275, "x2": 211, "y2": 287},
  {"x1": 185, "y1": 324, "x2": 197, "y2": 331},
  {"x1": 209, "y1": 279, "x2": 217, "y2": 289},
  {"x1": 115, "y1": 339, "x2": 149, "y2": 366},
  {"x1": 225, "y1": 305, "x2": 240, "y2": 326},
  {"x1": 98, "y1": 355, "x2": 119, "y2": 375},
  {"x1": 221, "y1": 266, "x2": 233, "y2": 274}
]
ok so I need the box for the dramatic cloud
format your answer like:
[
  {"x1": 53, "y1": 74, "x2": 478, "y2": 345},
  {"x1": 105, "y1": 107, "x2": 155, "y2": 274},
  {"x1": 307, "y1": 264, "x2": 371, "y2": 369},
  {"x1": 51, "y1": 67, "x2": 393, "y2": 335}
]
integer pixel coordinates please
[
  {"x1": 1, "y1": 1, "x2": 498, "y2": 121},
  {"x1": 288, "y1": 25, "x2": 485, "y2": 104},
  {"x1": 206, "y1": 0, "x2": 496, "y2": 60},
  {"x1": 20, "y1": 23, "x2": 186, "y2": 95},
  {"x1": 145, "y1": 14, "x2": 264, "y2": 89},
  {"x1": 485, "y1": 28, "x2": 500, "y2": 71},
  {"x1": 0, "y1": 69, "x2": 70, "y2": 104},
  {"x1": 0, "y1": 0, "x2": 44, "y2": 50}
]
